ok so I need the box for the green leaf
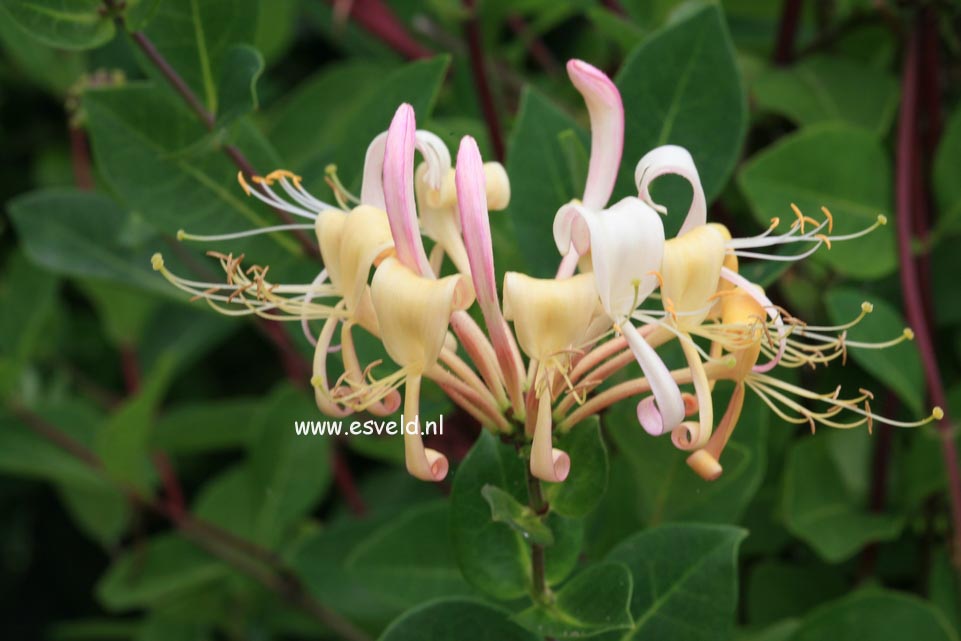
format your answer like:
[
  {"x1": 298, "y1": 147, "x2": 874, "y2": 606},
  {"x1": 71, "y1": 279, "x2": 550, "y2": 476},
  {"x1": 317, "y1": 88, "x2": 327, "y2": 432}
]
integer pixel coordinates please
[
  {"x1": 929, "y1": 547, "x2": 961, "y2": 638},
  {"x1": 481, "y1": 484, "x2": 555, "y2": 546},
  {"x1": 345, "y1": 500, "x2": 472, "y2": 609},
  {"x1": 139, "y1": 0, "x2": 258, "y2": 113},
  {"x1": 605, "y1": 390, "x2": 767, "y2": 525},
  {"x1": 782, "y1": 430, "x2": 904, "y2": 562},
  {"x1": 79, "y1": 279, "x2": 159, "y2": 347},
  {"x1": 753, "y1": 55, "x2": 900, "y2": 135},
  {"x1": 616, "y1": 4, "x2": 746, "y2": 203},
  {"x1": 152, "y1": 398, "x2": 261, "y2": 453},
  {"x1": 0, "y1": 2, "x2": 86, "y2": 94},
  {"x1": 58, "y1": 481, "x2": 130, "y2": 548},
  {"x1": 97, "y1": 534, "x2": 228, "y2": 611},
  {"x1": 934, "y1": 104, "x2": 961, "y2": 235},
  {"x1": 191, "y1": 463, "x2": 257, "y2": 539},
  {"x1": 789, "y1": 590, "x2": 959, "y2": 641},
  {"x1": 0, "y1": 0, "x2": 114, "y2": 50},
  {"x1": 247, "y1": 385, "x2": 332, "y2": 544},
  {"x1": 380, "y1": 598, "x2": 540, "y2": 641},
  {"x1": 745, "y1": 561, "x2": 847, "y2": 626},
  {"x1": 450, "y1": 430, "x2": 582, "y2": 600},
  {"x1": 513, "y1": 563, "x2": 634, "y2": 638},
  {"x1": 738, "y1": 124, "x2": 895, "y2": 279},
  {"x1": 269, "y1": 56, "x2": 451, "y2": 192},
  {"x1": 502, "y1": 88, "x2": 586, "y2": 277},
  {"x1": 83, "y1": 85, "x2": 301, "y2": 265},
  {"x1": 0, "y1": 250, "x2": 58, "y2": 369},
  {"x1": 825, "y1": 288, "x2": 924, "y2": 415},
  {"x1": 605, "y1": 524, "x2": 747, "y2": 641},
  {"x1": 215, "y1": 44, "x2": 264, "y2": 127},
  {"x1": 7, "y1": 189, "x2": 170, "y2": 295},
  {"x1": 545, "y1": 417, "x2": 608, "y2": 518}
]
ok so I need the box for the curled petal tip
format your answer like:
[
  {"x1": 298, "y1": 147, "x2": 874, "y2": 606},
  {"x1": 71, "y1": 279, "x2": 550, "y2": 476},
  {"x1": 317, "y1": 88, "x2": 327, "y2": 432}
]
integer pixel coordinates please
[
  {"x1": 408, "y1": 447, "x2": 449, "y2": 482},
  {"x1": 532, "y1": 447, "x2": 571, "y2": 483},
  {"x1": 687, "y1": 450, "x2": 722, "y2": 481}
]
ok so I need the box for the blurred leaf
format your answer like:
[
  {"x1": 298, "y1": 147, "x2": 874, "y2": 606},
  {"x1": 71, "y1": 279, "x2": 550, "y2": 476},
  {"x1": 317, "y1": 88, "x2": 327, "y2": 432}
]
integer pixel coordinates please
[
  {"x1": 0, "y1": 0, "x2": 113, "y2": 50},
  {"x1": 139, "y1": 0, "x2": 258, "y2": 113},
  {"x1": 616, "y1": 4, "x2": 746, "y2": 202},
  {"x1": 8, "y1": 189, "x2": 169, "y2": 295},
  {"x1": 248, "y1": 385, "x2": 331, "y2": 544},
  {"x1": 825, "y1": 288, "x2": 923, "y2": 415},
  {"x1": 191, "y1": 463, "x2": 256, "y2": 539},
  {"x1": 0, "y1": 2, "x2": 85, "y2": 94},
  {"x1": 753, "y1": 55, "x2": 899, "y2": 135},
  {"x1": 152, "y1": 398, "x2": 260, "y2": 452},
  {"x1": 934, "y1": 104, "x2": 961, "y2": 235},
  {"x1": 739, "y1": 125, "x2": 895, "y2": 279},
  {"x1": 79, "y1": 279, "x2": 159, "y2": 347},
  {"x1": 253, "y1": 0, "x2": 298, "y2": 63},
  {"x1": 380, "y1": 598, "x2": 540, "y2": 641},
  {"x1": 545, "y1": 417, "x2": 608, "y2": 518},
  {"x1": 738, "y1": 621, "x2": 802, "y2": 641},
  {"x1": 84, "y1": 85, "x2": 301, "y2": 265},
  {"x1": 782, "y1": 431, "x2": 904, "y2": 562},
  {"x1": 345, "y1": 500, "x2": 472, "y2": 609},
  {"x1": 586, "y1": 7, "x2": 645, "y2": 54},
  {"x1": 95, "y1": 355, "x2": 176, "y2": 492},
  {"x1": 58, "y1": 480, "x2": 130, "y2": 548},
  {"x1": 97, "y1": 534, "x2": 228, "y2": 611},
  {"x1": 605, "y1": 391, "x2": 767, "y2": 525},
  {"x1": 450, "y1": 430, "x2": 582, "y2": 600},
  {"x1": 745, "y1": 561, "x2": 847, "y2": 626},
  {"x1": 502, "y1": 88, "x2": 586, "y2": 277},
  {"x1": 0, "y1": 251, "x2": 58, "y2": 373},
  {"x1": 788, "y1": 589, "x2": 958, "y2": 641},
  {"x1": 268, "y1": 56, "x2": 451, "y2": 191},
  {"x1": 929, "y1": 547, "x2": 961, "y2": 638},
  {"x1": 481, "y1": 484, "x2": 555, "y2": 546},
  {"x1": 216, "y1": 44, "x2": 264, "y2": 127},
  {"x1": 513, "y1": 562, "x2": 633, "y2": 638},
  {"x1": 605, "y1": 523, "x2": 746, "y2": 641}
]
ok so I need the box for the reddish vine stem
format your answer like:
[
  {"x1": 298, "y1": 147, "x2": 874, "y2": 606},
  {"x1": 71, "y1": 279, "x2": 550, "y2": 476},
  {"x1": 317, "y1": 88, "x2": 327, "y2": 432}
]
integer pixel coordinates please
[
  {"x1": 507, "y1": 15, "x2": 561, "y2": 76},
  {"x1": 462, "y1": 0, "x2": 506, "y2": 162},
  {"x1": 328, "y1": 0, "x2": 433, "y2": 60},
  {"x1": 10, "y1": 403, "x2": 371, "y2": 641},
  {"x1": 773, "y1": 0, "x2": 803, "y2": 65},
  {"x1": 896, "y1": 25, "x2": 961, "y2": 570},
  {"x1": 68, "y1": 126, "x2": 95, "y2": 190}
]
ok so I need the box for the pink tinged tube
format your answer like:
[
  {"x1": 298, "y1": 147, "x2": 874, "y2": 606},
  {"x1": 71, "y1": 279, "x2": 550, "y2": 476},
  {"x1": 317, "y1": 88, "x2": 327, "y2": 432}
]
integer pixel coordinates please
[
  {"x1": 720, "y1": 267, "x2": 786, "y2": 372},
  {"x1": 383, "y1": 103, "x2": 434, "y2": 277},
  {"x1": 621, "y1": 322, "x2": 685, "y2": 436},
  {"x1": 403, "y1": 374, "x2": 449, "y2": 482},
  {"x1": 455, "y1": 136, "x2": 526, "y2": 413},
  {"x1": 531, "y1": 391, "x2": 571, "y2": 483},
  {"x1": 634, "y1": 145, "x2": 707, "y2": 237},
  {"x1": 362, "y1": 129, "x2": 451, "y2": 209},
  {"x1": 556, "y1": 60, "x2": 624, "y2": 278}
]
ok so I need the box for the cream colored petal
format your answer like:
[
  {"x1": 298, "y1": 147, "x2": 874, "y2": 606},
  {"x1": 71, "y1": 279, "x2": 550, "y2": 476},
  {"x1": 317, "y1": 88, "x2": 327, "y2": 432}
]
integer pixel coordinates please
[
  {"x1": 661, "y1": 223, "x2": 727, "y2": 328},
  {"x1": 339, "y1": 205, "x2": 394, "y2": 314}
]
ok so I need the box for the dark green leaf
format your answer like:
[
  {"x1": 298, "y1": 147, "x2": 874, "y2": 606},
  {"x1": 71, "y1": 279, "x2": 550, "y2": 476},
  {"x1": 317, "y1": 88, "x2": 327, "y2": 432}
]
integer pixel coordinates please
[
  {"x1": 782, "y1": 430, "x2": 904, "y2": 562},
  {"x1": 513, "y1": 562, "x2": 633, "y2": 638},
  {"x1": 738, "y1": 125, "x2": 895, "y2": 279},
  {"x1": 934, "y1": 105, "x2": 961, "y2": 235},
  {"x1": 605, "y1": 524, "x2": 747, "y2": 641},
  {"x1": 825, "y1": 288, "x2": 923, "y2": 415},
  {"x1": 616, "y1": 4, "x2": 746, "y2": 202},
  {"x1": 1, "y1": 0, "x2": 113, "y2": 50},
  {"x1": 753, "y1": 55, "x2": 899, "y2": 135},
  {"x1": 152, "y1": 398, "x2": 261, "y2": 452},
  {"x1": 745, "y1": 561, "x2": 847, "y2": 626},
  {"x1": 0, "y1": 2, "x2": 86, "y2": 94},
  {"x1": 788, "y1": 590, "x2": 959, "y2": 641},
  {"x1": 481, "y1": 484, "x2": 555, "y2": 546},
  {"x1": 380, "y1": 598, "x2": 540, "y2": 641},
  {"x1": 216, "y1": 44, "x2": 264, "y2": 127},
  {"x1": 0, "y1": 251, "x2": 58, "y2": 370},
  {"x1": 545, "y1": 417, "x2": 608, "y2": 518}
]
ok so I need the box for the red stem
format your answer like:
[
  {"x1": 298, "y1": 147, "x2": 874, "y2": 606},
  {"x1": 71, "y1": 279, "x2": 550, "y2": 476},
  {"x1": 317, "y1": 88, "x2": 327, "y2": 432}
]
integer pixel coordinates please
[
  {"x1": 329, "y1": 0, "x2": 433, "y2": 60},
  {"x1": 896, "y1": 25, "x2": 961, "y2": 569},
  {"x1": 69, "y1": 126, "x2": 95, "y2": 191},
  {"x1": 773, "y1": 0, "x2": 804, "y2": 65},
  {"x1": 152, "y1": 451, "x2": 186, "y2": 520},
  {"x1": 506, "y1": 15, "x2": 561, "y2": 76},
  {"x1": 120, "y1": 344, "x2": 141, "y2": 394},
  {"x1": 463, "y1": 0, "x2": 505, "y2": 162}
]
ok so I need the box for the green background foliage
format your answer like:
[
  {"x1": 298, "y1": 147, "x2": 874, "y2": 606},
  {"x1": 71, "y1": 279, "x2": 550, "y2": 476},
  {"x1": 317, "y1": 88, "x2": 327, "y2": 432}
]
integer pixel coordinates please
[{"x1": 1, "y1": 1, "x2": 960, "y2": 640}]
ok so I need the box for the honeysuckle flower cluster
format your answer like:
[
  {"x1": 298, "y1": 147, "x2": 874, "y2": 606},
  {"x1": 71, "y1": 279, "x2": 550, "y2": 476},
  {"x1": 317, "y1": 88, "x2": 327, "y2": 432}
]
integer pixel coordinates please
[{"x1": 153, "y1": 60, "x2": 942, "y2": 485}]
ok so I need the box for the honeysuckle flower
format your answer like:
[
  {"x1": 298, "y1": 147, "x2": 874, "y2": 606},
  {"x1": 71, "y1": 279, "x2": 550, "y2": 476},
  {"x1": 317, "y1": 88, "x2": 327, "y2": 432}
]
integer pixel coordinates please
[{"x1": 503, "y1": 272, "x2": 600, "y2": 482}]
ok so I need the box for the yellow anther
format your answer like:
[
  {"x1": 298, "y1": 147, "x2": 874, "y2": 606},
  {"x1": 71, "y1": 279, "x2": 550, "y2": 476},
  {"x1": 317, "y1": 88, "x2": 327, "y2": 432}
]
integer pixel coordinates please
[
  {"x1": 861, "y1": 302, "x2": 874, "y2": 313},
  {"x1": 933, "y1": 407, "x2": 944, "y2": 420},
  {"x1": 237, "y1": 171, "x2": 252, "y2": 196},
  {"x1": 251, "y1": 174, "x2": 268, "y2": 185},
  {"x1": 151, "y1": 253, "x2": 164, "y2": 271},
  {"x1": 815, "y1": 233, "x2": 832, "y2": 249},
  {"x1": 903, "y1": 328, "x2": 915, "y2": 340},
  {"x1": 820, "y1": 206, "x2": 834, "y2": 232},
  {"x1": 266, "y1": 169, "x2": 300, "y2": 183},
  {"x1": 769, "y1": 217, "x2": 780, "y2": 229},
  {"x1": 648, "y1": 269, "x2": 666, "y2": 290},
  {"x1": 790, "y1": 203, "x2": 806, "y2": 232},
  {"x1": 877, "y1": 214, "x2": 888, "y2": 226}
]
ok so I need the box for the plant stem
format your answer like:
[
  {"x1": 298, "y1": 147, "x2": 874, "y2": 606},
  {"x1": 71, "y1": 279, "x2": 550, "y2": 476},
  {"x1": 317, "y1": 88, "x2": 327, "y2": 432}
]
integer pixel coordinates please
[
  {"x1": 462, "y1": 0, "x2": 505, "y2": 162},
  {"x1": 895, "y1": 23, "x2": 961, "y2": 575},
  {"x1": 773, "y1": 0, "x2": 803, "y2": 65},
  {"x1": 328, "y1": 0, "x2": 433, "y2": 60},
  {"x1": 10, "y1": 402, "x2": 372, "y2": 641},
  {"x1": 525, "y1": 464, "x2": 549, "y2": 602}
]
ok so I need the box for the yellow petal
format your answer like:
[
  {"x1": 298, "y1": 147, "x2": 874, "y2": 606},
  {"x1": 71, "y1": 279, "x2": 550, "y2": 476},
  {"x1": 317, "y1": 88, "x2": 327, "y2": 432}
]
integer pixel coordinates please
[
  {"x1": 339, "y1": 205, "x2": 395, "y2": 314},
  {"x1": 370, "y1": 257, "x2": 474, "y2": 372},
  {"x1": 502, "y1": 272, "x2": 598, "y2": 363},
  {"x1": 661, "y1": 223, "x2": 727, "y2": 328}
]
